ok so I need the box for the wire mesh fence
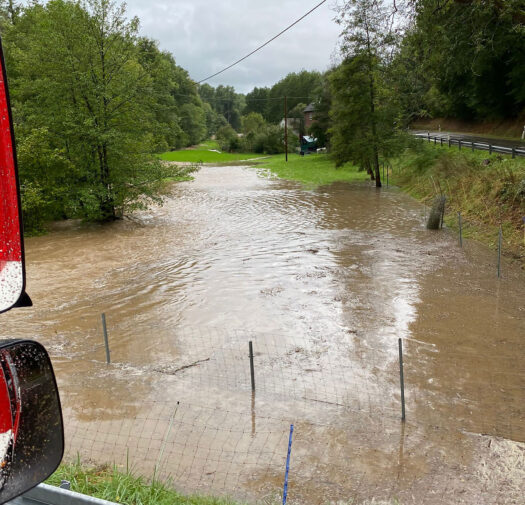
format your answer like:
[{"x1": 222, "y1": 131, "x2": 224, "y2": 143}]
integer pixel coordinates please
[{"x1": 54, "y1": 323, "x2": 525, "y2": 505}]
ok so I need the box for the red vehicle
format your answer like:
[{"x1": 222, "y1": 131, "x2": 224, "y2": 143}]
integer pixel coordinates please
[{"x1": 0, "y1": 351, "x2": 21, "y2": 489}]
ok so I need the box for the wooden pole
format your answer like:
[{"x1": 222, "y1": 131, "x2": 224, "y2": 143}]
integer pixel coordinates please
[{"x1": 284, "y1": 96, "x2": 288, "y2": 162}]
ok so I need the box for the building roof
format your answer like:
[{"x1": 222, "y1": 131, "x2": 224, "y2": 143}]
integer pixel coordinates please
[{"x1": 303, "y1": 103, "x2": 315, "y2": 113}]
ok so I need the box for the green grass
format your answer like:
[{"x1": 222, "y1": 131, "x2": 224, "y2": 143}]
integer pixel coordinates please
[
  {"x1": 260, "y1": 153, "x2": 368, "y2": 187},
  {"x1": 158, "y1": 149, "x2": 258, "y2": 164},
  {"x1": 197, "y1": 140, "x2": 221, "y2": 150},
  {"x1": 46, "y1": 462, "x2": 242, "y2": 505}
]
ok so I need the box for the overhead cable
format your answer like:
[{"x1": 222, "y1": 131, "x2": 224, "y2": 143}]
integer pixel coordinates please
[{"x1": 197, "y1": 0, "x2": 328, "y2": 84}]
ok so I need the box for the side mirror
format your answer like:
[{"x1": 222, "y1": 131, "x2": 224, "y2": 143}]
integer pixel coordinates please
[
  {"x1": 0, "y1": 37, "x2": 31, "y2": 314},
  {"x1": 0, "y1": 340, "x2": 63, "y2": 504}
]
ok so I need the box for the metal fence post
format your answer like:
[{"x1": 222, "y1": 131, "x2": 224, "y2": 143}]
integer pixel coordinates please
[
  {"x1": 249, "y1": 341, "x2": 255, "y2": 391},
  {"x1": 458, "y1": 212, "x2": 463, "y2": 247},
  {"x1": 471, "y1": 142, "x2": 474, "y2": 152},
  {"x1": 101, "y1": 313, "x2": 110, "y2": 364},
  {"x1": 497, "y1": 226, "x2": 502, "y2": 278},
  {"x1": 489, "y1": 144, "x2": 492, "y2": 155},
  {"x1": 398, "y1": 338, "x2": 406, "y2": 421},
  {"x1": 458, "y1": 140, "x2": 462, "y2": 151},
  {"x1": 512, "y1": 148, "x2": 516, "y2": 159},
  {"x1": 282, "y1": 424, "x2": 294, "y2": 505}
]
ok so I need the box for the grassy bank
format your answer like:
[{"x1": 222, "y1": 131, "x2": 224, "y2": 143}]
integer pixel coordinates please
[
  {"x1": 260, "y1": 153, "x2": 368, "y2": 186},
  {"x1": 46, "y1": 462, "x2": 241, "y2": 505},
  {"x1": 391, "y1": 143, "x2": 525, "y2": 262}
]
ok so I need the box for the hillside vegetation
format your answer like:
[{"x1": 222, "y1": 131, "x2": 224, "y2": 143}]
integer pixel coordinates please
[{"x1": 391, "y1": 143, "x2": 525, "y2": 262}]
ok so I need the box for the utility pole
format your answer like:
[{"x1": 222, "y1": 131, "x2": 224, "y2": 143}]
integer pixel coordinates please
[{"x1": 284, "y1": 95, "x2": 288, "y2": 162}]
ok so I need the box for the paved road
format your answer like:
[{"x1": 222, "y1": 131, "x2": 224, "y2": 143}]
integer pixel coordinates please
[{"x1": 412, "y1": 130, "x2": 525, "y2": 149}]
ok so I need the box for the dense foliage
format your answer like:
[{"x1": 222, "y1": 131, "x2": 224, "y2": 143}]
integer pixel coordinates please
[
  {"x1": 396, "y1": 0, "x2": 525, "y2": 120},
  {"x1": 310, "y1": 0, "x2": 524, "y2": 183},
  {"x1": 1, "y1": 0, "x2": 208, "y2": 230},
  {"x1": 198, "y1": 83, "x2": 245, "y2": 131},
  {"x1": 243, "y1": 70, "x2": 323, "y2": 124}
]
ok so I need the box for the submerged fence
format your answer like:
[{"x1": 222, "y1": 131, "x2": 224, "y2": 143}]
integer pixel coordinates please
[{"x1": 54, "y1": 322, "x2": 525, "y2": 505}]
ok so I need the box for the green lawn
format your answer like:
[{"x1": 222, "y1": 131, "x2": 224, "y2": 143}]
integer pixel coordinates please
[
  {"x1": 46, "y1": 463, "x2": 242, "y2": 505},
  {"x1": 158, "y1": 148, "x2": 258, "y2": 164},
  {"x1": 260, "y1": 153, "x2": 368, "y2": 186}
]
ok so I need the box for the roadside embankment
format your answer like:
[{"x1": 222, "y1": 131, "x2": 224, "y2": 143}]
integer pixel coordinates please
[
  {"x1": 411, "y1": 118, "x2": 525, "y2": 140},
  {"x1": 391, "y1": 143, "x2": 525, "y2": 264}
]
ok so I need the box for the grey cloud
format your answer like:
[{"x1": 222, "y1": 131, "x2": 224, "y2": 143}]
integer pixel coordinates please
[{"x1": 124, "y1": 0, "x2": 341, "y2": 92}]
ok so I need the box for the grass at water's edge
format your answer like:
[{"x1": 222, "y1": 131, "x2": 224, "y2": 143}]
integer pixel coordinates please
[
  {"x1": 46, "y1": 462, "x2": 244, "y2": 505},
  {"x1": 258, "y1": 147, "x2": 524, "y2": 264},
  {"x1": 159, "y1": 150, "x2": 257, "y2": 164},
  {"x1": 259, "y1": 153, "x2": 368, "y2": 186},
  {"x1": 389, "y1": 143, "x2": 525, "y2": 263},
  {"x1": 160, "y1": 142, "x2": 524, "y2": 263}
]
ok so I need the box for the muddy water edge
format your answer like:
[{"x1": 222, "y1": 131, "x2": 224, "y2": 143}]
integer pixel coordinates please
[{"x1": 1, "y1": 165, "x2": 524, "y2": 504}]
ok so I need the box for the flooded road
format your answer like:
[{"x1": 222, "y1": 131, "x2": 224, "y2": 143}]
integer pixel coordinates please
[{"x1": 1, "y1": 165, "x2": 524, "y2": 504}]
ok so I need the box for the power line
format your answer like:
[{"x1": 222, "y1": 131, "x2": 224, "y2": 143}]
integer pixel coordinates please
[
  {"x1": 172, "y1": 92, "x2": 313, "y2": 102},
  {"x1": 197, "y1": 0, "x2": 328, "y2": 84}
]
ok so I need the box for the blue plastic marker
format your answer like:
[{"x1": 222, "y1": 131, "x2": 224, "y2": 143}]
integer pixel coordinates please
[{"x1": 282, "y1": 424, "x2": 294, "y2": 505}]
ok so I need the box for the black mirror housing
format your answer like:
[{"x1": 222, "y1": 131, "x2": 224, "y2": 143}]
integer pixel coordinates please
[{"x1": 0, "y1": 340, "x2": 63, "y2": 504}]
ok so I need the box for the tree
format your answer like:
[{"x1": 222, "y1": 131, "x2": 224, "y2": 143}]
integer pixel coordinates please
[
  {"x1": 216, "y1": 124, "x2": 239, "y2": 152},
  {"x1": 243, "y1": 87, "x2": 269, "y2": 116},
  {"x1": 396, "y1": 0, "x2": 525, "y2": 120},
  {"x1": 308, "y1": 72, "x2": 332, "y2": 148},
  {"x1": 198, "y1": 83, "x2": 245, "y2": 131},
  {"x1": 331, "y1": 0, "x2": 403, "y2": 186},
  {"x1": 265, "y1": 70, "x2": 322, "y2": 124},
  {"x1": 241, "y1": 112, "x2": 266, "y2": 152},
  {"x1": 5, "y1": 0, "x2": 176, "y2": 223}
]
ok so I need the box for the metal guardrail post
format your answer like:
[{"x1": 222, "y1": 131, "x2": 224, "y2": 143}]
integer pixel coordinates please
[{"x1": 410, "y1": 132, "x2": 524, "y2": 157}]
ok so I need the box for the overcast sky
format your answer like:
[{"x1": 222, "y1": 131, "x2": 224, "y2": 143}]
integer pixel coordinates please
[{"x1": 123, "y1": 0, "x2": 342, "y2": 93}]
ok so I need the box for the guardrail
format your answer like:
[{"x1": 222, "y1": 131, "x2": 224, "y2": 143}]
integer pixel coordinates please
[
  {"x1": 7, "y1": 483, "x2": 119, "y2": 505},
  {"x1": 413, "y1": 132, "x2": 525, "y2": 158}
]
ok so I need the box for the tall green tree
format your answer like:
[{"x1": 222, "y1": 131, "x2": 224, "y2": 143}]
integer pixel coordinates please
[
  {"x1": 331, "y1": 0, "x2": 404, "y2": 186},
  {"x1": 397, "y1": 0, "x2": 525, "y2": 119},
  {"x1": 243, "y1": 86, "x2": 269, "y2": 116},
  {"x1": 198, "y1": 83, "x2": 245, "y2": 130},
  {"x1": 5, "y1": 0, "x2": 177, "y2": 224},
  {"x1": 264, "y1": 70, "x2": 322, "y2": 124}
]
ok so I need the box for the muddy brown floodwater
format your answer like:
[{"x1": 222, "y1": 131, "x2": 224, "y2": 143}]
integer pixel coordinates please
[{"x1": 1, "y1": 165, "x2": 524, "y2": 504}]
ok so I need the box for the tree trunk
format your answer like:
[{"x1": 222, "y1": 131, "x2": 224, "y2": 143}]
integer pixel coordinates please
[{"x1": 365, "y1": 23, "x2": 381, "y2": 188}]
